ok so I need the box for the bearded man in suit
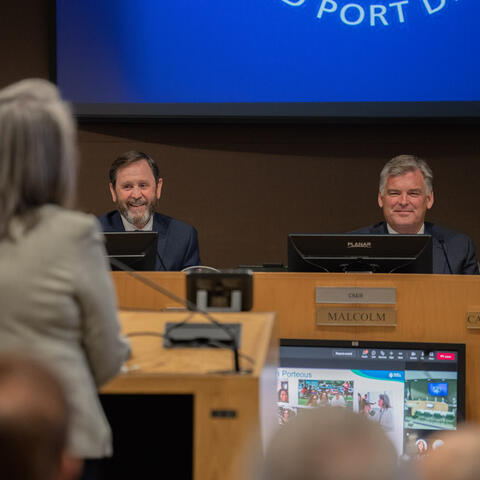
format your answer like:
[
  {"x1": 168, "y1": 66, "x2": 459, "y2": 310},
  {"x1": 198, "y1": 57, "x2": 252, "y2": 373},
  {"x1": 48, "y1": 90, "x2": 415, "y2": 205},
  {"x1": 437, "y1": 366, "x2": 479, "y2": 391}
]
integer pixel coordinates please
[{"x1": 98, "y1": 151, "x2": 200, "y2": 271}]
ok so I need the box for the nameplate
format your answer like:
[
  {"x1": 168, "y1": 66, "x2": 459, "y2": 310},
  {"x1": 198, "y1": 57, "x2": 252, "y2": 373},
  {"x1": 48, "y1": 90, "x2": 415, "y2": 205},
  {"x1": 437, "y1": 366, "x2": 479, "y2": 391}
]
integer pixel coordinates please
[
  {"x1": 316, "y1": 307, "x2": 397, "y2": 326},
  {"x1": 315, "y1": 287, "x2": 396, "y2": 305},
  {"x1": 466, "y1": 312, "x2": 480, "y2": 329}
]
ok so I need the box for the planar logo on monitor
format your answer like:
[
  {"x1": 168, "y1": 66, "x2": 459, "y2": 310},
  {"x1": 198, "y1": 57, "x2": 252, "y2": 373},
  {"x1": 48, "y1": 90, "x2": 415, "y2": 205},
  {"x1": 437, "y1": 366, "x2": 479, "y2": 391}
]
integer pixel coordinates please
[
  {"x1": 347, "y1": 241, "x2": 372, "y2": 248},
  {"x1": 279, "y1": 0, "x2": 461, "y2": 27}
]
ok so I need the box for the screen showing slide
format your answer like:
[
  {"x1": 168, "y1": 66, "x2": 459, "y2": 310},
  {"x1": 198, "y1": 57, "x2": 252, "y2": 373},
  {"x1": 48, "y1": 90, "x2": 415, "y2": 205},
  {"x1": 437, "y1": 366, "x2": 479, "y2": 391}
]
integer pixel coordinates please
[
  {"x1": 55, "y1": 0, "x2": 480, "y2": 117},
  {"x1": 277, "y1": 340, "x2": 464, "y2": 460}
]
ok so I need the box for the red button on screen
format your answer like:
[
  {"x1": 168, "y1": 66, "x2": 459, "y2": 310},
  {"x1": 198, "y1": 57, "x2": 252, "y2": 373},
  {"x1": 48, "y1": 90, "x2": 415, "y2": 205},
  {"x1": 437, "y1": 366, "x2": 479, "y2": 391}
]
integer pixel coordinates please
[{"x1": 436, "y1": 352, "x2": 455, "y2": 361}]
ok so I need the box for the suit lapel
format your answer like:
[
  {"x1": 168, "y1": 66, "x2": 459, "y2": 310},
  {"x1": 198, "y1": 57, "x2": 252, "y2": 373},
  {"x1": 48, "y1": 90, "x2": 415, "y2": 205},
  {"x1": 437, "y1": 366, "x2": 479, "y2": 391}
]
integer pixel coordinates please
[
  {"x1": 152, "y1": 213, "x2": 168, "y2": 239},
  {"x1": 108, "y1": 211, "x2": 126, "y2": 231},
  {"x1": 372, "y1": 222, "x2": 389, "y2": 234}
]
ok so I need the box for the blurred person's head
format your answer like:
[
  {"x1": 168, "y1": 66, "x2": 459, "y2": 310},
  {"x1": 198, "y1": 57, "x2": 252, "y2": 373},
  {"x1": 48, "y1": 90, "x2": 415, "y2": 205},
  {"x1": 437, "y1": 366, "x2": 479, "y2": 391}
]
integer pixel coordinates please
[
  {"x1": 0, "y1": 78, "x2": 77, "y2": 238},
  {"x1": 0, "y1": 354, "x2": 81, "y2": 480},
  {"x1": 417, "y1": 425, "x2": 480, "y2": 480},
  {"x1": 258, "y1": 407, "x2": 397, "y2": 480}
]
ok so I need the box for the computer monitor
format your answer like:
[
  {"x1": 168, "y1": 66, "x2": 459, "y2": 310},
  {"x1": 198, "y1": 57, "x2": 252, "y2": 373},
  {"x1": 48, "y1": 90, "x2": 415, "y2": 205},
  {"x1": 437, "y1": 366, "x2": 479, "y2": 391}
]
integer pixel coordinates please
[
  {"x1": 103, "y1": 232, "x2": 158, "y2": 271},
  {"x1": 277, "y1": 339, "x2": 465, "y2": 460},
  {"x1": 288, "y1": 234, "x2": 433, "y2": 273}
]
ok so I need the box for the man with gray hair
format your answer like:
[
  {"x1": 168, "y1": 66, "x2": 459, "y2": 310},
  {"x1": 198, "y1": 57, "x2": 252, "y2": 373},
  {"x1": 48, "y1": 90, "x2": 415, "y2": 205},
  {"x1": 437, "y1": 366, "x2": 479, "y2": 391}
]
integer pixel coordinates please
[{"x1": 353, "y1": 155, "x2": 478, "y2": 274}]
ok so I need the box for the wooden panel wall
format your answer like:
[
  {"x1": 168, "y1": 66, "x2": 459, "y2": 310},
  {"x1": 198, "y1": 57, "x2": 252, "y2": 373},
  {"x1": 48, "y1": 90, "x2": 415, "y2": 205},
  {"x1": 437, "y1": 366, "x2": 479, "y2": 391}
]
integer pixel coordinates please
[
  {"x1": 113, "y1": 272, "x2": 480, "y2": 422},
  {"x1": 1, "y1": 1, "x2": 480, "y2": 269}
]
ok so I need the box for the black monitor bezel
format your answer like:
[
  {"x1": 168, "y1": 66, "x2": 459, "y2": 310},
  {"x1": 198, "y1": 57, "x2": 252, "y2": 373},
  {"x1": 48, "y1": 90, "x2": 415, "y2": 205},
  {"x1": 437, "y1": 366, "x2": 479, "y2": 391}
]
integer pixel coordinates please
[
  {"x1": 103, "y1": 231, "x2": 158, "y2": 271},
  {"x1": 287, "y1": 233, "x2": 433, "y2": 274},
  {"x1": 279, "y1": 338, "x2": 466, "y2": 424}
]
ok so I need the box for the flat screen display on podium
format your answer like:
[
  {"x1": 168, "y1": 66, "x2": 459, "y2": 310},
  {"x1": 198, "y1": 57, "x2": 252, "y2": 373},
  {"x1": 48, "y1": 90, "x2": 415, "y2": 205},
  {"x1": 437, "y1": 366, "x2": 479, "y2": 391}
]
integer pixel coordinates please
[
  {"x1": 103, "y1": 232, "x2": 157, "y2": 271},
  {"x1": 277, "y1": 339, "x2": 465, "y2": 460},
  {"x1": 287, "y1": 233, "x2": 432, "y2": 273}
]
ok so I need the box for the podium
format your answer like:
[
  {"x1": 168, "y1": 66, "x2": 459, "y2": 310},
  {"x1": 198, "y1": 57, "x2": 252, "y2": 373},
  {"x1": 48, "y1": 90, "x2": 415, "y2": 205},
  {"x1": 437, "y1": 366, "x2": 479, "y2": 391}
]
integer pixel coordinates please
[
  {"x1": 101, "y1": 310, "x2": 277, "y2": 480},
  {"x1": 112, "y1": 271, "x2": 480, "y2": 421}
]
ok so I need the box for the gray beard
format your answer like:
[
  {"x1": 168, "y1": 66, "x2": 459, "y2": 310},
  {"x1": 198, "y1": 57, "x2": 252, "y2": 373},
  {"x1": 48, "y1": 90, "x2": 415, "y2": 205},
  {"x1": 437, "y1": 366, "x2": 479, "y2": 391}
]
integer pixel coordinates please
[{"x1": 118, "y1": 203, "x2": 154, "y2": 229}]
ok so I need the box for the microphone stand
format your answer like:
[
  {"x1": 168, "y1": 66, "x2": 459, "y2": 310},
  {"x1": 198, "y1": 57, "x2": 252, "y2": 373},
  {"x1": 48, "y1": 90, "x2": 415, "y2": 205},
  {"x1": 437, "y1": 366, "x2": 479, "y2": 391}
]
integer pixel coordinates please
[
  {"x1": 110, "y1": 257, "x2": 244, "y2": 374},
  {"x1": 438, "y1": 238, "x2": 453, "y2": 274}
]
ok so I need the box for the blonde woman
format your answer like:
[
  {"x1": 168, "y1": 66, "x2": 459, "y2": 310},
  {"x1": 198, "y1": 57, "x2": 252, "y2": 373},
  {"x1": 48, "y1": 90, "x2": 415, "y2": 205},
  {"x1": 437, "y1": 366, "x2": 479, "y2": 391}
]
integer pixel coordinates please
[{"x1": 0, "y1": 78, "x2": 130, "y2": 480}]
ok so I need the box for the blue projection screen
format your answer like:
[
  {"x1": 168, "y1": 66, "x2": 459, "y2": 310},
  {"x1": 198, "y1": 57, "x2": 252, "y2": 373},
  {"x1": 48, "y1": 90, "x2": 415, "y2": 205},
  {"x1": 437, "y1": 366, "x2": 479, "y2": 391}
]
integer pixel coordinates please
[{"x1": 55, "y1": 0, "x2": 480, "y2": 119}]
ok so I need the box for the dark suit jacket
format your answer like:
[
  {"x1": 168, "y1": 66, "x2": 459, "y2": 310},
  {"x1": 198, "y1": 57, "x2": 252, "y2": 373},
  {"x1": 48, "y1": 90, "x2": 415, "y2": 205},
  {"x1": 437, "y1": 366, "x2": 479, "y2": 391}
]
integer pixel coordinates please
[
  {"x1": 98, "y1": 211, "x2": 200, "y2": 271},
  {"x1": 352, "y1": 221, "x2": 479, "y2": 275}
]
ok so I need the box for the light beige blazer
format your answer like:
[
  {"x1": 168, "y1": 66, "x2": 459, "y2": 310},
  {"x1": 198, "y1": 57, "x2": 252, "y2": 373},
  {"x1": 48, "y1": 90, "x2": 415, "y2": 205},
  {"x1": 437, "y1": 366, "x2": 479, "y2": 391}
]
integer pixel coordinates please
[{"x1": 0, "y1": 205, "x2": 130, "y2": 458}]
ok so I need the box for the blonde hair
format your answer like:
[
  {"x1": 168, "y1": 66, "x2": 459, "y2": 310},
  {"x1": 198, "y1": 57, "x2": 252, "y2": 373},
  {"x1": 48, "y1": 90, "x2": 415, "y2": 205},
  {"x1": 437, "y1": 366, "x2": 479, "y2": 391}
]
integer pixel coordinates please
[{"x1": 0, "y1": 78, "x2": 77, "y2": 238}]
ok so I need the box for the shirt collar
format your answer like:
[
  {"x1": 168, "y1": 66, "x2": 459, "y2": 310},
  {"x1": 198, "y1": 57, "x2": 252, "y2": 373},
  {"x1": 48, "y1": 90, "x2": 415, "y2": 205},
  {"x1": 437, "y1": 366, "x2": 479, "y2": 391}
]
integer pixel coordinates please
[
  {"x1": 120, "y1": 213, "x2": 154, "y2": 231},
  {"x1": 386, "y1": 223, "x2": 425, "y2": 235}
]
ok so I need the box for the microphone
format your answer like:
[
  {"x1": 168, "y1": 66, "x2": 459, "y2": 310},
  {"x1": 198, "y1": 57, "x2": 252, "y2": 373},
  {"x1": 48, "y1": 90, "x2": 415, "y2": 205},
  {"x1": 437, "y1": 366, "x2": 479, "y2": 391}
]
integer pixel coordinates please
[
  {"x1": 155, "y1": 251, "x2": 167, "y2": 271},
  {"x1": 438, "y1": 236, "x2": 453, "y2": 274},
  {"x1": 109, "y1": 257, "x2": 248, "y2": 374}
]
